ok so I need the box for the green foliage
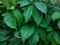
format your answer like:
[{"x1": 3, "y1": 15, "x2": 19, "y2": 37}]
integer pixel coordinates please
[
  {"x1": 34, "y1": 2, "x2": 47, "y2": 13},
  {"x1": 3, "y1": 12, "x2": 17, "y2": 29},
  {"x1": 21, "y1": 25, "x2": 34, "y2": 42},
  {"x1": 0, "y1": 0, "x2": 60, "y2": 45}
]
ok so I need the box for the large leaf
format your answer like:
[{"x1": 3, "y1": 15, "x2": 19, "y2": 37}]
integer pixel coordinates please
[
  {"x1": 4, "y1": 12, "x2": 17, "y2": 29},
  {"x1": 34, "y1": 2, "x2": 47, "y2": 13},
  {"x1": 32, "y1": 7, "x2": 42, "y2": 25},
  {"x1": 12, "y1": 9, "x2": 23, "y2": 26},
  {"x1": 28, "y1": 31, "x2": 39, "y2": 45},
  {"x1": 21, "y1": 25, "x2": 34, "y2": 42},
  {"x1": 54, "y1": 32, "x2": 60, "y2": 44},
  {"x1": 52, "y1": 12, "x2": 60, "y2": 21},
  {"x1": 23, "y1": 6, "x2": 33, "y2": 23}
]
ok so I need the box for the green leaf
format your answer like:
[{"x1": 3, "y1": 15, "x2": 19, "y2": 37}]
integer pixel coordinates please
[
  {"x1": 52, "y1": 12, "x2": 60, "y2": 21},
  {"x1": 14, "y1": 31, "x2": 21, "y2": 38},
  {"x1": 0, "y1": 36, "x2": 10, "y2": 41},
  {"x1": 38, "y1": 28, "x2": 46, "y2": 42},
  {"x1": 18, "y1": 0, "x2": 30, "y2": 7},
  {"x1": 4, "y1": 12, "x2": 17, "y2": 29},
  {"x1": 21, "y1": 25, "x2": 34, "y2": 42},
  {"x1": 54, "y1": 32, "x2": 60, "y2": 44},
  {"x1": 28, "y1": 31, "x2": 39, "y2": 45},
  {"x1": 57, "y1": 20, "x2": 60, "y2": 29},
  {"x1": 10, "y1": 6, "x2": 15, "y2": 10},
  {"x1": 34, "y1": 2, "x2": 47, "y2": 13},
  {"x1": 40, "y1": 15, "x2": 51, "y2": 28},
  {"x1": 32, "y1": 7, "x2": 42, "y2": 25},
  {"x1": 0, "y1": 29, "x2": 11, "y2": 41},
  {"x1": 0, "y1": 42, "x2": 6, "y2": 45},
  {"x1": 9, "y1": 37, "x2": 20, "y2": 45},
  {"x1": 29, "y1": 0, "x2": 33, "y2": 2},
  {"x1": 51, "y1": 39, "x2": 58, "y2": 45},
  {"x1": 0, "y1": 29, "x2": 11, "y2": 36},
  {"x1": 2, "y1": 0, "x2": 10, "y2": 10},
  {"x1": 46, "y1": 26, "x2": 53, "y2": 32},
  {"x1": 23, "y1": 6, "x2": 33, "y2": 23},
  {"x1": 50, "y1": 0, "x2": 57, "y2": 5},
  {"x1": 12, "y1": 9, "x2": 23, "y2": 26},
  {"x1": 12, "y1": 0, "x2": 17, "y2": 5},
  {"x1": 47, "y1": 32, "x2": 53, "y2": 42}
]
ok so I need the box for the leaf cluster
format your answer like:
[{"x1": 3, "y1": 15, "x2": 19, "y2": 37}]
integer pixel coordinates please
[{"x1": 0, "y1": 0, "x2": 60, "y2": 45}]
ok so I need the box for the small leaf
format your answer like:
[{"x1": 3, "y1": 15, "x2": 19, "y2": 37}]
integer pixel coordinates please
[
  {"x1": 50, "y1": 0, "x2": 57, "y2": 5},
  {"x1": 40, "y1": 15, "x2": 51, "y2": 28},
  {"x1": 51, "y1": 39, "x2": 58, "y2": 45},
  {"x1": 32, "y1": 7, "x2": 42, "y2": 25},
  {"x1": 52, "y1": 12, "x2": 60, "y2": 21},
  {"x1": 23, "y1": 6, "x2": 33, "y2": 23},
  {"x1": 2, "y1": 0, "x2": 10, "y2": 10},
  {"x1": 0, "y1": 36, "x2": 10, "y2": 41},
  {"x1": 34, "y1": 2, "x2": 47, "y2": 13},
  {"x1": 4, "y1": 12, "x2": 17, "y2": 29},
  {"x1": 14, "y1": 31, "x2": 21, "y2": 38},
  {"x1": 9, "y1": 37, "x2": 20, "y2": 45},
  {"x1": 46, "y1": 26, "x2": 53, "y2": 32},
  {"x1": 28, "y1": 31, "x2": 39, "y2": 45},
  {"x1": 38, "y1": 28, "x2": 46, "y2": 42},
  {"x1": 47, "y1": 32, "x2": 53, "y2": 42},
  {"x1": 12, "y1": 9, "x2": 23, "y2": 26},
  {"x1": 30, "y1": 0, "x2": 33, "y2": 2},
  {"x1": 54, "y1": 32, "x2": 60, "y2": 44},
  {"x1": 12, "y1": 0, "x2": 17, "y2": 5},
  {"x1": 57, "y1": 20, "x2": 60, "y2": 29},
  {"x1": 21, "y1": 25, "x2": 34, "y2": 42},
  {"x1": 0, "y1": 42, "x2": 6, "y2": 45},
  {"x1": 18, "y1": 0, "x2": 30, "y2": 7},
  {"x1": 0, "y1": 29, "x2": 11, "y2": 36},
  {"x1": 10, "y1": 6, "x2": 15, "y2": 10}
]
